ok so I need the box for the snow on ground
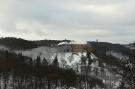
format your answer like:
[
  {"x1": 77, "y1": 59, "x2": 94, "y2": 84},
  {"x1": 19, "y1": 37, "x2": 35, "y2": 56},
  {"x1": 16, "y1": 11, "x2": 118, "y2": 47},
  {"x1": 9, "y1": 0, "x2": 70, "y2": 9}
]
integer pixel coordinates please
[
  {"x1": 106, "y1": 50, "x2": 129, "y2": 61},
  {"x1": 15, "y1": 46, "x2": 58, "y2": 60},
  {"x1": 0, "y1": 45, "x2": 86, "y2": 67},
  {"x1": 58, "y1": 40, "x2": 86, "y2": 46},
  {"x1": 15, "y1": 46, "x2": 86, "y2": 66},
  {"x1": 0, "y1": 45, "x2": 122, "y2": 88},
  {"x1": 0, "y1": 45, "x2": 9, "y2": 51},
  {"x1": 125, "y1": 44, "x2": 135, "y2": 50}
]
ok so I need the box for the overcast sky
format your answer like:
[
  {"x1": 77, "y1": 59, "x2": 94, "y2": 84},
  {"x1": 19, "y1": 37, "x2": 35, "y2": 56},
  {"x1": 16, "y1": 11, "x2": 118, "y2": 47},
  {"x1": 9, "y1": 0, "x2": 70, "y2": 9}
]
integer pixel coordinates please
[{"x1": 0, "y1": 0, "x2": 135, "y2": 43}]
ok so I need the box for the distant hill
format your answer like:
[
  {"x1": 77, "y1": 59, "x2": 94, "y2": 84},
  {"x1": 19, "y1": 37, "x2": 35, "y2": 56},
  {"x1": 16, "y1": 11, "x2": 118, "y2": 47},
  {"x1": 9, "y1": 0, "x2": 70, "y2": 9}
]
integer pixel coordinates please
[
  {"x1": 87, "y1": 41, "x2": 135, "y2": 67},
  {"x1": 34, "y1": 39, "x2": 71, "y2": 47},
  {"x1": 0, "y1": 37, "x2": 71, "y2": 50},
  {"x1": 130, "y1": 42, "x2": 135, "y2": 46},
  {"x1": 127, "y1": 42, "x2": 135, "y2": 50},
  {"x1": 0, "y1": 37, "x2": 38, "y2": 50},
  {"x1": 88, "y1": 41, "x2": 131, "y2": 56}
]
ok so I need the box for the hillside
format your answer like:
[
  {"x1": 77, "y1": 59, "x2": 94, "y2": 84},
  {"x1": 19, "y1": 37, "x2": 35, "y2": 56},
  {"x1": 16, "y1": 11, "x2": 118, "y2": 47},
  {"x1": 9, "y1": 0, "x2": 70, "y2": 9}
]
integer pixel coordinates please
[
  {"x1": 87, "y1": 41, "x2": 135, "y2": 66},
  {"x1": 0, "y1": 37, "x2": 71, "y2": 50},
  {"x1": 0, "y1": 37, "x2": 135, "y2": 88},
  {"x1": 35, "y1": 39, "x2": 71, "y2": 47},
  {"x1": 0, "y1": 37, "x2": 38, "y2": 50}
]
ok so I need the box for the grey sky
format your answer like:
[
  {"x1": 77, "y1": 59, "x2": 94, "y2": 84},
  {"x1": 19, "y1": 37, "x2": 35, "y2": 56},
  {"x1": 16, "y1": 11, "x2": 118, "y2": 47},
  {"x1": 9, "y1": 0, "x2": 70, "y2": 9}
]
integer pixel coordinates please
[{"x1": 0, "y1": 0, "x2": 135, "y2": 43}]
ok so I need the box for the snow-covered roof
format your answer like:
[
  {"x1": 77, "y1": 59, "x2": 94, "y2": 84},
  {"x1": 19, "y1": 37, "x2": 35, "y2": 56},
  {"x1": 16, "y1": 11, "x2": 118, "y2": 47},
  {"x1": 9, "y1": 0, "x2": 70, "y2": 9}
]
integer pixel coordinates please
[
  {"x1": 58, "y1": 42, "x2": 70, "y2": 45},
  {"x1": 58, "y1": 41, "x2": 86, "y2": 46}
]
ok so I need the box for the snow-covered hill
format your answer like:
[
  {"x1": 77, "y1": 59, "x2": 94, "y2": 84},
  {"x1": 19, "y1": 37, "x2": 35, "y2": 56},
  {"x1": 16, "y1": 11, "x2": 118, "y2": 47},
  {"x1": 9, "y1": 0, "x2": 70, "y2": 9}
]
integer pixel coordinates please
[
  {"x1": 14, "y1": 46, "x2": 87, "y2": 67},
  {"x1": 0, "y1": 45, "x2": 9, "y2": 50},
  {"x1": 0, "y1": 44, "x2": 86, "y2": 67},
  {"x1": 106, "y1": 50, "x2": 129, "y2": 61}
]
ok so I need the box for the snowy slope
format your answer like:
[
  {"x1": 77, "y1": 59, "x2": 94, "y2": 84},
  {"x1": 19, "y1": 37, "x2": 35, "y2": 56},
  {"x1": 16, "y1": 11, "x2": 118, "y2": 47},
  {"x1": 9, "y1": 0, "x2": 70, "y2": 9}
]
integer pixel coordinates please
[
  {"x1": 15, "y1": 46, "x2": 86, "y2": 66},
  {"x1": 15, "y1": 46, "x2": 58, "y2": 60},
  {"x1": 106, "y1": 50, "x2": 129, "y2": 61},
  {"x1": 0, "y1": 45, "x2": 85, "y2": 67},
  {"x1": 0, "y1": 45, "x2": 9, "y2": 51}
]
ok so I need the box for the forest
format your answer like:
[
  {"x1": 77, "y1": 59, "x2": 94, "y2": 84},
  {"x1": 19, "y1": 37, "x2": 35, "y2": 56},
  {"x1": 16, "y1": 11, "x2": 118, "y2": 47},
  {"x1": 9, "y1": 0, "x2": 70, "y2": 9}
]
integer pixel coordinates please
[{"x1": 0, "y1": 49, "x2": 104, "y2": 89}]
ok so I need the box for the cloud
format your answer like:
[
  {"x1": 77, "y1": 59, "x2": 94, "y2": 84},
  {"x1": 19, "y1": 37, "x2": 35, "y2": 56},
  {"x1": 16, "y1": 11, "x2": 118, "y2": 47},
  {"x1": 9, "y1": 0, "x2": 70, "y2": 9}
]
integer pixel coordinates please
[{"x1": 0, "y1": 0, "x2": 135, "y2": 43}]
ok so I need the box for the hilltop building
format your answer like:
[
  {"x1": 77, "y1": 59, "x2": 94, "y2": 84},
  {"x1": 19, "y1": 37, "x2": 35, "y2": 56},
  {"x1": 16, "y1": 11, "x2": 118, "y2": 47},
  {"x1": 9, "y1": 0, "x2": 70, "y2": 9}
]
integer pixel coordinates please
[{"x1": 58, "y1": 40, "x2": 89, "y2": 52}]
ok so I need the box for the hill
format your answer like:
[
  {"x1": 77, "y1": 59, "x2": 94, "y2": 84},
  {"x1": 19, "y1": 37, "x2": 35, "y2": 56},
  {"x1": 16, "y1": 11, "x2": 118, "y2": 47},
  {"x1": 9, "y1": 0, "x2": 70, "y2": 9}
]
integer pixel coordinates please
[
  {"x1": 0, "y1": 37, "x2": 71, "y2": 50},
  {"x1": 0, "y1": 37, "x2": 38, "y2": 50}
]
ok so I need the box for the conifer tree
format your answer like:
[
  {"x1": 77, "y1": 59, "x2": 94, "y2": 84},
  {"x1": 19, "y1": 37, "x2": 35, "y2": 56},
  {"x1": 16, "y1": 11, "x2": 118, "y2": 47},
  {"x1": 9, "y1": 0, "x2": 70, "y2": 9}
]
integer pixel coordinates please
[
  {"x1": 52, "y1": 55, "x2": 59, "y2": 67},
  {"x1": 42, "y1": 57, "x2": 48, "y2": 65}
]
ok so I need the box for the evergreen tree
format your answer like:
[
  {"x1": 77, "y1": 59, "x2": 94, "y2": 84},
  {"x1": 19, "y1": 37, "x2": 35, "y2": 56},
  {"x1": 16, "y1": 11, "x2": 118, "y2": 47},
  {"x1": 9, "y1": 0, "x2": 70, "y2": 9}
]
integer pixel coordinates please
[
  {"x1": 18, "y1": 53, "x2": 25, "y2": 64},
  {"x1": 86, "y1": 50, "x2": 93, "y2": 65},
  {"x1": 81, "y1": 54, "x2": 87, "y2": 65},
  {"x1": 35, "y1": 56, "x2": 41, "y2": 76},
  {"x1": 36, "y1": 56, "x2": 41, "y2": 68},
  {"x1": 52, "y1": 55, "x2": 59, "y2": 67},
  {"x1": 42, "y1": 57, "x2": 48, "y2": 65}
]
